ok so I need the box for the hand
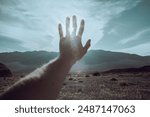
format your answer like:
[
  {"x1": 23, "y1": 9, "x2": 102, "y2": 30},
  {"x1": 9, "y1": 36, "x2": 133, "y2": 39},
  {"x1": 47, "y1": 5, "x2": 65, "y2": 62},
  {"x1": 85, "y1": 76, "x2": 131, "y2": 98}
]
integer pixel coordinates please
[{"x1": 58, "y1": 15, "x2": 91, "y2": 64}]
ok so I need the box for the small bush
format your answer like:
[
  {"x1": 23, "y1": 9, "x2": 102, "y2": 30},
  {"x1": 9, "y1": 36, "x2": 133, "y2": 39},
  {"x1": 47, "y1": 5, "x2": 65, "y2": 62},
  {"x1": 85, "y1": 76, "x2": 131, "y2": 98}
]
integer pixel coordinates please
[
  {"x1": 73, "y1": 79, "x2": 77, "y2": 81},
  {"x1": 77, "y1": 89, "x2": 82, "y2": 92},
  {"x1": 92, "y1": 72, "x2": 100, "y2": 76},
  {"x1": 119, "y1": 82, "x2": 128, "y2": 86},
  {"x1": 63, "y1": 83, "x2": 67, "y2": 85},
  {"x1": 20, "y1": 75, "x2": 24, "y2": 78},
  {"x1": 110, "y1": 78, "x2": 118, "y2": 81},
  {"x1": 69, "y1": 77, "x2": 73, "y2": 80},
  {"x1": 78, "y1": 80, "x2": 83, "y2": 83},
  {"x1": 128, "y1": 82, "x2": 136, "y2": 85}
]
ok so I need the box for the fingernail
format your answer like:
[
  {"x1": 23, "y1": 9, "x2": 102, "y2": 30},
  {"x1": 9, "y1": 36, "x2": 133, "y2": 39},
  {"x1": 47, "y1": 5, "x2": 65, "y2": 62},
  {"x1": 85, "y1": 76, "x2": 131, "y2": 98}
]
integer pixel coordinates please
[
  {"x1": 81, "y1": 20, "x2": 85, "y2": 24},
  {"x1": 66, "y1": 17, "x2": 70, "y2": 20},
  {"x1": 73, "y1": 15, "x2": 76, "y2": 18}
]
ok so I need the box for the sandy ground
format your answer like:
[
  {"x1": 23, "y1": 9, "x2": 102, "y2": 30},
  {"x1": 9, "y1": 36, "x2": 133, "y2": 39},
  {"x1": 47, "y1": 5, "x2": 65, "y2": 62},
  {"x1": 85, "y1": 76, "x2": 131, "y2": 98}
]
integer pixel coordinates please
[{"x1": 0, "y1": 72, "x2": 150, "y2": 100}]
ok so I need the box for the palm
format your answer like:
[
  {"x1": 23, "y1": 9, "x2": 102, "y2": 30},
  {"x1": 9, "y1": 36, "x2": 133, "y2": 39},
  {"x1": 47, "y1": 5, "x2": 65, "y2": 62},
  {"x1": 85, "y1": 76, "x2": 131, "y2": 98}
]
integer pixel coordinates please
[{"x1": 58, "y1": 16, "x2": 91, "y2": 63}]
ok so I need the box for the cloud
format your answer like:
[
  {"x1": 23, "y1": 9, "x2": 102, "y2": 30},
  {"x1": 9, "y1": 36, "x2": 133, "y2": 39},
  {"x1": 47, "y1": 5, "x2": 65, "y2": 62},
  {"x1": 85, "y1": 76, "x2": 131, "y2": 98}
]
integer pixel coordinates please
[
  {"x1": 0, "y1": 0, "x2": 148, "y2": 55},
  {"x1": 119, "y1": 28, "x2": 150, "y2": 46},
  {"x1": 0, "y1": 21, "x2": 54, "y2": 51},
  {"x1": 118, "y1": 43, "x2": 150, "y2": 56},
  {"x1": 0, "y1": 35, "x2": 27, "y2": 52},
  {"x1": 96, "y1": 0, "x2": 150, "y2": 55}
]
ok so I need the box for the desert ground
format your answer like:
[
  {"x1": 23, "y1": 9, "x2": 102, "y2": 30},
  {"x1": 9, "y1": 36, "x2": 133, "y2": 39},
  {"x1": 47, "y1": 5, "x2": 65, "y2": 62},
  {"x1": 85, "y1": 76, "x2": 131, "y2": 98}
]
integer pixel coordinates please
[{"x1": 0, "y1": 72, "x2": 150, "y2": 100}]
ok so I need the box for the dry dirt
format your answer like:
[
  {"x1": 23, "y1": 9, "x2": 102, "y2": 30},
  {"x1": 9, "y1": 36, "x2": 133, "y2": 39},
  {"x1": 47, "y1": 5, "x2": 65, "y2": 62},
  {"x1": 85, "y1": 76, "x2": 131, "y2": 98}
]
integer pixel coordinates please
[{"x1": 0, "y1": 72, "x2": 150, "y2": 100}]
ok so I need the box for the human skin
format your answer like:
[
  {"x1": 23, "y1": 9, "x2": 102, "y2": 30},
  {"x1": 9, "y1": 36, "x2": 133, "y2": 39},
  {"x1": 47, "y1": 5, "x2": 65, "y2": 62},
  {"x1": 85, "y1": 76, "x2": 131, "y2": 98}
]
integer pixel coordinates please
[{"x1": 0, "y1": 16, "x2": 91, "y2": 100}]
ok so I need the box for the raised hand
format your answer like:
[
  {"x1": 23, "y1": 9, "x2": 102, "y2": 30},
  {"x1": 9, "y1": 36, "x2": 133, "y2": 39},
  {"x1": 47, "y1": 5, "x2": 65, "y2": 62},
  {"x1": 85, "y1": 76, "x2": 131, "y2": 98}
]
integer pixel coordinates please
[
  {"x1": 58, "y1": 15, "x2": 91, "y2": 64},
  {"x1": 0, "y1": 15, "x2": 91, "y2": 100}
]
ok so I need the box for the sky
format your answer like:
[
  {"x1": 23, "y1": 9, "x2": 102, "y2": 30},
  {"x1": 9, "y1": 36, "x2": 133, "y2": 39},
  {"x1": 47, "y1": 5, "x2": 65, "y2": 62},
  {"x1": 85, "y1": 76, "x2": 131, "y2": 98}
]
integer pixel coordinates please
[{"x1": 0, "y1": 0, "x2": 150, "y2": 55}]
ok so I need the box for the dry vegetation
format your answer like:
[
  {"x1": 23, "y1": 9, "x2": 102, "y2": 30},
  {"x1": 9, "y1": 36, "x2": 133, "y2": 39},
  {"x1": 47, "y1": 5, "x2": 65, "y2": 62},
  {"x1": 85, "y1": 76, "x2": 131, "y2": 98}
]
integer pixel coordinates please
[
  {"x1": 0, "y1": 72, "x2": 150, "y2": 100},
  {"x1": 58, "y1": 72, "x2": 150, "y2": 100}
]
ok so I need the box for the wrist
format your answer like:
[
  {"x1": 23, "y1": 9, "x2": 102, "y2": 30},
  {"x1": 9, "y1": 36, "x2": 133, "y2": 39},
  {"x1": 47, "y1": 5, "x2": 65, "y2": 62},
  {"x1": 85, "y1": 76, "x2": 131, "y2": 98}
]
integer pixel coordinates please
[{"x1": 58, "y1": 54, "x2": 76, "y2": 66}]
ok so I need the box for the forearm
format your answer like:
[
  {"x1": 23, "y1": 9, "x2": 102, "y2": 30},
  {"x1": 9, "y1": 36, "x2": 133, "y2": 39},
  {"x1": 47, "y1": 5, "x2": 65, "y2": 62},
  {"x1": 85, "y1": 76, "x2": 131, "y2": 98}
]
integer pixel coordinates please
[
  {"x1": 0, "y1": 56, "x2": 74, "y2": 100},
  {"x1": 0, "y1": 15, "x2": 91, "y2": 100}
]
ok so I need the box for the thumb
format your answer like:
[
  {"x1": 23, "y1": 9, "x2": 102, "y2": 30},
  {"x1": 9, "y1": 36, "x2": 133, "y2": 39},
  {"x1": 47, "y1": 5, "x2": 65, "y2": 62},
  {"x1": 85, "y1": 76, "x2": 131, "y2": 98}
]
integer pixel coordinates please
[
  {"x1": 79, "y1": 39, "x2": 91, "y2": 60},
  {"x1": 84, "y1": 39, "x2": 91, "y2": 51}
]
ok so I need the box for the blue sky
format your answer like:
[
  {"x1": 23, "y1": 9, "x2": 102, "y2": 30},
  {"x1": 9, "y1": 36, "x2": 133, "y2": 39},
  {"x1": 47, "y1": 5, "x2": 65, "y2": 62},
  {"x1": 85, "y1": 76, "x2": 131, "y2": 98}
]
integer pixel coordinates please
[{"x1": 0, "y1": 0, "x2": 150, "y2": 55}]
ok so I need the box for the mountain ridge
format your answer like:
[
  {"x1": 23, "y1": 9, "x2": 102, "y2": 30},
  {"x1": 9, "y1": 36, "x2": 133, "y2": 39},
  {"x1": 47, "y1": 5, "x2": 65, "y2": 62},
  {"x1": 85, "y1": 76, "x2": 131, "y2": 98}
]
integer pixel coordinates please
[
  {"x1": 0, "y1": 50, "x2": 150, "y2": 73},
  {"x1": 103, "y1": 65, "x2": 150, "y2": 73}
]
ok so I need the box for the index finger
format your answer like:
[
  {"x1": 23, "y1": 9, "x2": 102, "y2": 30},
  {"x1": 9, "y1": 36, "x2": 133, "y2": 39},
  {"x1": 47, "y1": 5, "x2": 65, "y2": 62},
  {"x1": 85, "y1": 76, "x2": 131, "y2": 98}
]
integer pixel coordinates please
[{"x1": 58, "y1": 24, "x2": 63, "y2": 38}]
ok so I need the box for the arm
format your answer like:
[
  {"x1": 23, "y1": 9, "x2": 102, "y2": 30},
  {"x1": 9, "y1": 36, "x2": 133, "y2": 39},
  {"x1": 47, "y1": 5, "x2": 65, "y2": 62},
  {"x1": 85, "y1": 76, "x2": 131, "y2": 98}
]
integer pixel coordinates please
[{"x1": 0, "y1": 16, "x2": 91, "y2": 100}]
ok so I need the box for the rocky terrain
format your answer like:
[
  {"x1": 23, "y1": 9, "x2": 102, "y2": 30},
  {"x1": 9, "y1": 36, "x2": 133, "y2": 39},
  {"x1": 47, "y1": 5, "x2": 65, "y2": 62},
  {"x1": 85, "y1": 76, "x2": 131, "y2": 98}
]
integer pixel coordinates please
[
  {"x1": 0, "y1": 50, "x2": 150, "y2": 100},
  {"x1": 0, "y1": 68, "x2": 150, "y2": 100}
]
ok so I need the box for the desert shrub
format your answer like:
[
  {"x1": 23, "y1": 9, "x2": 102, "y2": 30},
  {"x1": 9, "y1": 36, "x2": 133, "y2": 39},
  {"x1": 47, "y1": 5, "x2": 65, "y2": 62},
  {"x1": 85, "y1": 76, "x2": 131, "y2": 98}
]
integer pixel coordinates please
[
  {"x1": 92, "y1": 72, "x2": 100, "y2": 76},
  {"x1": 77, "y1": 89, "x2": 82, "y2": 92},
  {"x1": 110, "y1": 78, "x2": 118, "y2": 81},
  {"x1": 119, "y1": 82, "x2": 128, "y2": 86},
  {"x1": 128, "y1": 82, "x2": 136, "y2": 85},
  {"x1": 73, "y1": 79, "x2": 77, "y2": 81},
  {"x1": 63, "y1": 83, "x2": 67, "y2": 85},
  {"x1": 78, "y1": 80, "x2": 83, "y2": 83},
  {"x1": 20, "y1": 75, "x2": 24, "y2": 78},
  {"x1": 69, "y1": 77, "x2": 73, "y2": 80}
]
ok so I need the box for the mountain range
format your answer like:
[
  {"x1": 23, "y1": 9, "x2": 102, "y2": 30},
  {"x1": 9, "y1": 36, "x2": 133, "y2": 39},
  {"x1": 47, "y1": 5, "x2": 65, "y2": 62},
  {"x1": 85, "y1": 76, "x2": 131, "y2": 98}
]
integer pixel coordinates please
[{"x1": 0, "y1": 50, "x2": 150, "y2": 73}]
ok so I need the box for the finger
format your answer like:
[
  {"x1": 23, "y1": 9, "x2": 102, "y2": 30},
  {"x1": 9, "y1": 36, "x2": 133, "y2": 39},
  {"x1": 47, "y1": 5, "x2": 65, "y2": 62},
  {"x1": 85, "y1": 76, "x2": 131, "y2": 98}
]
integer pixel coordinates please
[
  {"x1": 78, "y1": 19, "x2": 85, "y2": 38},
  {"x1": 72, "y1": 15, "x2": 77, "y2": 37},
  {"x1": 58, "y1": 24, "x2": 63, "y2": 38},
  {"x1": 66, "y1": 17, "x2": 70, "y2": 36},
  {"x1": 83, "y1": 39, "x2": 91, "y2": 51}
]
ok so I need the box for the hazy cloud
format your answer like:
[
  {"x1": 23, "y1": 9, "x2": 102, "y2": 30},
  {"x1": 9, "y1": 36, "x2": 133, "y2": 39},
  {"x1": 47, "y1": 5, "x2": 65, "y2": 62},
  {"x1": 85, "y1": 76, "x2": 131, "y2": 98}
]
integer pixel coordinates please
[
  {"x1": 0, "y1": 35, "x2": 27, "y2": 52},
  {"x1": 96, "y1": 0, "x2": 150, "y2": 55},
  {"x1": 0, "y1": 0, "x2": 149, "y2": 55}
]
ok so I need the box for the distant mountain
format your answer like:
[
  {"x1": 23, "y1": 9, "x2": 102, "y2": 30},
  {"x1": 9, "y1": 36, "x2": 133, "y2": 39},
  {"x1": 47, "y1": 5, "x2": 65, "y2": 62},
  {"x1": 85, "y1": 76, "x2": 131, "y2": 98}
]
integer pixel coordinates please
[
  {"x1": 103, "y1": 65, "x2": 150, "y2": 73},
  {"x1": 77, "y1": 50, "x2": 150, "y2": 72},
  {"x1": 0, "y1": 51, "x2": 58, "y2": 73},
  {"x1": 0, "y1": 50, "x2": 150, "y2": 73}
]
